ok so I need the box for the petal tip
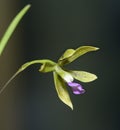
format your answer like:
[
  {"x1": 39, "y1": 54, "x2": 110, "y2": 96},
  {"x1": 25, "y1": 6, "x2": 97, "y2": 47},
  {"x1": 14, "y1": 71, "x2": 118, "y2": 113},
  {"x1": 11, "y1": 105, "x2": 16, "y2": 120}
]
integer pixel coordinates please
[
  {"x1": 68, "y1": 103, "x2": 73, "y2": 110},
  {"x1": 95, "y1": 47, "x2": 100, "y2": 50}
]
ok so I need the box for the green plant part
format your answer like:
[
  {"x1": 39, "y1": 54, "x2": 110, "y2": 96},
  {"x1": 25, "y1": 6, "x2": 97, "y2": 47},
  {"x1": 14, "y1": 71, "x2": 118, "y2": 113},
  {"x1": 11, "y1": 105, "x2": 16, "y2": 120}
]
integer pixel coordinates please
[
  {"x1": 0, "y1": 4, "x2": 31, "y2": 55},
  {"x1": 0, "y1": 46, "x2": 99, "y2": 110}
]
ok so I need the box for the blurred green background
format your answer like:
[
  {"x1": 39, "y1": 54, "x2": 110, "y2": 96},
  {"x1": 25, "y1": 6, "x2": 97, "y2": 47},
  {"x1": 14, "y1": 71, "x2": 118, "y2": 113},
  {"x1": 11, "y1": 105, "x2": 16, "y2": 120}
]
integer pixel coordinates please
[{"x1": 0, "y1": 0, "x2": 119, "y2": 130}]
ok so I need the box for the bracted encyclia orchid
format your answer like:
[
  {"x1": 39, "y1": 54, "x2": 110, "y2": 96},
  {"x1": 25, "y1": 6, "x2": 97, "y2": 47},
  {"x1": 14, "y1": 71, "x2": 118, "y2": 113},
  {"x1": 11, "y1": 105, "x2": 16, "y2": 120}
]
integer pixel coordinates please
[{"x1": 0, "y1": 46, "x2": 99, "y2": 109}]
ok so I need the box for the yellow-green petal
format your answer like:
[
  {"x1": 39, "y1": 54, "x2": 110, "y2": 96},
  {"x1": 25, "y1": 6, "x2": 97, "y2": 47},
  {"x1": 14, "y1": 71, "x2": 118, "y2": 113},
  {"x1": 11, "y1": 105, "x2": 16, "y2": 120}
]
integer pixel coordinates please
[
  {"x1": 53, "y1": 72, "x2": 73, "y2": 110},
  {"x1": 58, "y1": 49, "x2": 75, "y2": 61},
  {"x1": 69, "y1": 70, "x2": 98, "y2": 83},
  {"x1": 39, "y1": 62, "x2": 56, "y2": 73},
  {"x1": 58, "y1": 46, "x2": 99, "y2": 65}
]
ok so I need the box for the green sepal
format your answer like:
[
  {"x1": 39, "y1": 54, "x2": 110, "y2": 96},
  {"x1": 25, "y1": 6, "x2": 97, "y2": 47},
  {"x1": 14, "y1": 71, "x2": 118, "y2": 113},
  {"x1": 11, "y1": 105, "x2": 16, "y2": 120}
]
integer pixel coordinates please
[
  {"x1": 58, "y1": 46, "x2": 99, "y2": 65},
  {"x1": 69, "y1": 70, "x2": 98, "y2": 83},
  {"x1": 53, "y1": 72, "x2": 73, "y2": 110},
  {"x1": 39, "y1": 62, "x2": 56, "y2": 73},
  {"x1": 58, "y1": 49, "x2": 75, "y2": 61},
  {"x1": 18, "y1": 59, "x2": 55, "y2": 72}
]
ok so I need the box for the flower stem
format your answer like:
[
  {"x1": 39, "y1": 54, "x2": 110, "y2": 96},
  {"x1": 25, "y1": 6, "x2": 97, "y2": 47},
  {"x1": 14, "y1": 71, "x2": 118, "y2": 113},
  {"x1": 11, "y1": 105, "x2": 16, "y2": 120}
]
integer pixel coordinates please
[{"x1": 0, "y1": 59, "x2": 55, "y2": 94}]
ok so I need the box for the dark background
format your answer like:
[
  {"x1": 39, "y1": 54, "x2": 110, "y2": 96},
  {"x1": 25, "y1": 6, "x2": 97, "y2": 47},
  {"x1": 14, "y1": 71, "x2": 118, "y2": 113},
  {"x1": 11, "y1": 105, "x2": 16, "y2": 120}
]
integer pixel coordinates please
[{"x1": 0, "y1": 0, "x2": 120, "y2": 130}]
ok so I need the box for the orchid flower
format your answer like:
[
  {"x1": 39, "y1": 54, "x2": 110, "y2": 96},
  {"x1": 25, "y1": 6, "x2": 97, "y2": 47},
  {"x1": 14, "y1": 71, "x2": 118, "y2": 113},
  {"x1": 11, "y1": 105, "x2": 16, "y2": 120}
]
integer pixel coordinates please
[{"x1": 1, "y1": 46, "x2": 99, "y2": 109}]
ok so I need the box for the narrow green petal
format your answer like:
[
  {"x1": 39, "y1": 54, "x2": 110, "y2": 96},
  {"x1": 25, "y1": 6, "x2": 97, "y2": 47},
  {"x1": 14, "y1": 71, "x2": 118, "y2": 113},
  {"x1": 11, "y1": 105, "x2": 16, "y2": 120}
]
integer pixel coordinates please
[
  {"x1": 53, "y1": 72, "x2": 73, "y2": 110},
  {"x1": 58, "y1": 46, "x2": 99, "y2": 65},
  {"x1": 39, "y1": 62, "x2": 56, "y2": 73},
  {"x1": 69, "y1": 70, "x2": 98, "y2": 83},
  {"x1": 58, "y1": 49, "x2": 75, "y2": 61},
  {"x1": 18, "y1": 59, "x2": 55, "y2": 72},
  {"x1": 0, "y1": 4, "x2": 31, "y2": 55}
]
